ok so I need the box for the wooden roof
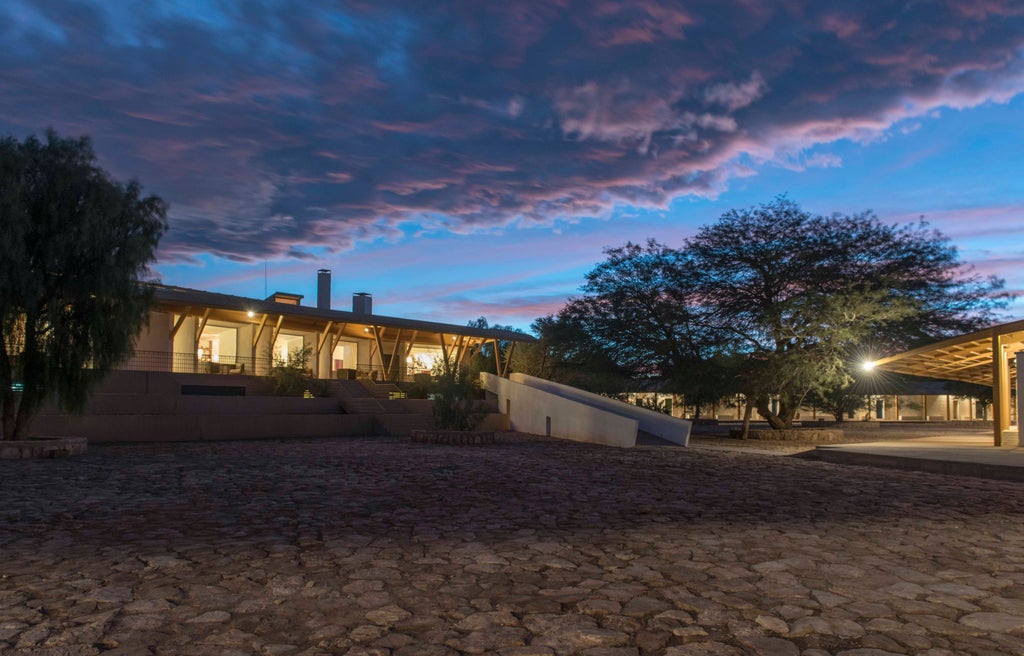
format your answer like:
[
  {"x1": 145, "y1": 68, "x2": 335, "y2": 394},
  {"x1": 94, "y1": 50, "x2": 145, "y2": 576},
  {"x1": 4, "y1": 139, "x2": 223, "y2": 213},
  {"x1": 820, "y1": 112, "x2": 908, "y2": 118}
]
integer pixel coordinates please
[
  {"x1": 871, "y1": 319, "x2": 1024, "y2": 386},
  {"x1": 152, "y1": 284, "x2": 535, "y2": 345}
]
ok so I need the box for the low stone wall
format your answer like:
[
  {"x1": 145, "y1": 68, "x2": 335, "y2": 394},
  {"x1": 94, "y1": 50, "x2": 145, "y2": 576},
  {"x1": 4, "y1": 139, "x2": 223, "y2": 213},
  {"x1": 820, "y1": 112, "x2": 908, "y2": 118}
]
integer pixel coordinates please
[
  {"x1": 948, "y1": 420, "x2": 992, "y2": 428},
  {"x1": 0, "y1": 437, "x2": 88, "y2": 459},
  {"x1": 728, "y1": 428, "x2": 845, "y2": 442},
  {"x1": 411, "y1": 430, "x2": 495, "y2": 445}
]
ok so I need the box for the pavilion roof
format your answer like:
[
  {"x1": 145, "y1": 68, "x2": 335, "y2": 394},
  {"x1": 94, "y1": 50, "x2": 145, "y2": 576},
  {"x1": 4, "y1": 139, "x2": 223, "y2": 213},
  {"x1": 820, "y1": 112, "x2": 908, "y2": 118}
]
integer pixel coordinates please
[{"x1": 870, "y1": 319, "x2": 1024, "y2": 386}]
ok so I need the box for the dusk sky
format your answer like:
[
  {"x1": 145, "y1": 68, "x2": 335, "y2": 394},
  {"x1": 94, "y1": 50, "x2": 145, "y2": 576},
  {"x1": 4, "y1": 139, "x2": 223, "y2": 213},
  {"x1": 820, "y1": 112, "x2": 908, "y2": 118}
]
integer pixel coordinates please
[{"x1": 3, "y1": 1, "x2": 1023, "y2": 330}]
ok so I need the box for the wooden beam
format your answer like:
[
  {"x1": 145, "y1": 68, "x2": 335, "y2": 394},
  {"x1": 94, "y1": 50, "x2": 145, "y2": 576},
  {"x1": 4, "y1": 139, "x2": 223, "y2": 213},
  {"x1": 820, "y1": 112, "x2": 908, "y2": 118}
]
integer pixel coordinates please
[
  {"x1": 493, "y1": 339, "x2": 502, "y2": 376},
  {"x1": 372, "y1": 325, "x2": 387, "y2": 381},
  {"x1": 270, "y1": 315, "x2": 284, "y2": 353},
  {"x1": 993, "y1": 334, "x2": 1010, "y2": 446},
  {"x1": 170, "y1": 307, "x2": 192, "y2": 340},
  {"x1": 501, "y1": 341, "x2": 516, "y2": 377},
  {"x1": 316, "y1": 321, "x2": 334, "y2": 355},
  {"x1": 455, "y1": 335, "x2": 467, "y2": 368},
  {"x1": 387, "y1": 329, "x2": 405, "y2": 380},
  {"x1": 401, "y1": 331, "x2": 417, "y2": 377},
  {"x1": 404, "y1": 331, "x2": 418, "y2": 360},
  {"x1": 439, "y1": 333, "x2": 450, "y2": 369},
  {"x1": 194, "y1": 308, "x2": 211, "y2": 349},
  {"x1": 329, "y1": 323, "x2": 347, "y2": 355},
  {"x1": 252, "y1": 313, "x2": 269, "y2": 348}
]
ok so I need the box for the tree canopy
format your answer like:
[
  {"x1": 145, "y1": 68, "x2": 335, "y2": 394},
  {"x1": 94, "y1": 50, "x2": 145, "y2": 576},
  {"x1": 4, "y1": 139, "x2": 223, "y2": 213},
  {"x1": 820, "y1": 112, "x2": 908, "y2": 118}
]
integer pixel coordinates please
[
  {"x1": 537, "y1": 197, "x2": 1010, "y2": 427},
  {"x1": 1, "y1": 130, "x2": 167, "y2": 440}
]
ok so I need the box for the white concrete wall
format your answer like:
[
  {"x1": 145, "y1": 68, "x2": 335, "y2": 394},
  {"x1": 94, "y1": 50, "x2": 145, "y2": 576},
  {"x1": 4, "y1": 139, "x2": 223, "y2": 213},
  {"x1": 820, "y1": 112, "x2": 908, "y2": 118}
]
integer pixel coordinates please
[
  {"x1": 507, "y1": 373, "x2": 692, "y2": 446},
  {"x1": 481, "y1": 373, "x2": 639, "y2": 448},
  {"x1": 171, "y1": 314, "x2": 197, "y2": 372}
]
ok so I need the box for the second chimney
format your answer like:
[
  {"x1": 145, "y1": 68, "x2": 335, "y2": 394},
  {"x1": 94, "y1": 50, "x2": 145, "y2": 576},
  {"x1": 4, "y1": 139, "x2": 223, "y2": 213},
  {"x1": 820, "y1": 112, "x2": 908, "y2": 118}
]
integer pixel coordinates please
[
  {"x1": 353, "y1": 292, "x2": 372, "y2": 314},
  {"x1": 317, "y1": 269, "x2": 331, "y2": 310}
]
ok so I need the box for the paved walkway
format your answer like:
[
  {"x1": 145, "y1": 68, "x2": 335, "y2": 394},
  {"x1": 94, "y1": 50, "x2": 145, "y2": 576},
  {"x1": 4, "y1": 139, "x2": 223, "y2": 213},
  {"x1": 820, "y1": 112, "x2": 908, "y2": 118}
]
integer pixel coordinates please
[
  {"x1": 812, "y1": 434, "x2": 1024, "y2": 482},
  {"x1": 2, "y1": 433, "x2": 1024, "y2": 655}
]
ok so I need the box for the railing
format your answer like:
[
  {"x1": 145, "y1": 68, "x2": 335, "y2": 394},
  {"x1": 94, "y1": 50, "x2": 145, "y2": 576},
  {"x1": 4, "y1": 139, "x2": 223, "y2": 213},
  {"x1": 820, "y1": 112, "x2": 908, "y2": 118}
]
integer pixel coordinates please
[
  {"x1": 118, "y1": 350, "x2": 418, "y2": 383},
  {"x1": 120, "y1": 350, "x2": 272, "y2": 376}
]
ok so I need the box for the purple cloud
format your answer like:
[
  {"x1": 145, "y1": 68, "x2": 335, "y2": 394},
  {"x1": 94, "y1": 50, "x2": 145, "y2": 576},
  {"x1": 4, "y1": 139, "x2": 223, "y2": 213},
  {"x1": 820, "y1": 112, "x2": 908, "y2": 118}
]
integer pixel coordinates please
[{"x1": 1, "y1": 0, "x2": 1022, "y2": 262}]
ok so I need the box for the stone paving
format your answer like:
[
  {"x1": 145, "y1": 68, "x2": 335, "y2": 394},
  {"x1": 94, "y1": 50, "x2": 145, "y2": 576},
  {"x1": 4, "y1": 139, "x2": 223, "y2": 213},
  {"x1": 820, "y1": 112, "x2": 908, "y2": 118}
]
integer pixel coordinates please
[{"x1": 2, "y1": 433, "x2": 1024, "y2": 656}]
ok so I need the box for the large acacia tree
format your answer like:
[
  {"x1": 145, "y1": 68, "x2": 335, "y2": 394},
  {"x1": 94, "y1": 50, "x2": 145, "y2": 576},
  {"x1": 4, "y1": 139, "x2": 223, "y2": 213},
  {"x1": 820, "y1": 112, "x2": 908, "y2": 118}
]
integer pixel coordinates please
[
  {"x1": 685, "y1": 196, "x2": 1008, "y2": 428},
  {"x1": 1, "y1": 131, "x2": 167, "y2": 441},
  {"x1": 548, "y1": 197, "x2": 1008, "y2": 428}
]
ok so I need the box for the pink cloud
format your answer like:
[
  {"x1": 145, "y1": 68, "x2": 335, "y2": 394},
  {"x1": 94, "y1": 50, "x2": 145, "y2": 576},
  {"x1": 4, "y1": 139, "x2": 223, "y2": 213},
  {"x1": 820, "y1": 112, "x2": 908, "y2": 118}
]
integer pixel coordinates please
[{"x1": 2, "y1": 0, "x2": 1022, "y2": 265}]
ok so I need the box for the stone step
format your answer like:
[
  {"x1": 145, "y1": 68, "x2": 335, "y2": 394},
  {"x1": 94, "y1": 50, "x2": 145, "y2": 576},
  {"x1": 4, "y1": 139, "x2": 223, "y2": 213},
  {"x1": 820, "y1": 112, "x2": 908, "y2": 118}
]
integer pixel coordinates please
[
  {"x1": 358, "y1": 378, "x2": 403, "y2": 399},
  {"x1": 340, "y1": 398, "x2": 385, "y2": 414}
]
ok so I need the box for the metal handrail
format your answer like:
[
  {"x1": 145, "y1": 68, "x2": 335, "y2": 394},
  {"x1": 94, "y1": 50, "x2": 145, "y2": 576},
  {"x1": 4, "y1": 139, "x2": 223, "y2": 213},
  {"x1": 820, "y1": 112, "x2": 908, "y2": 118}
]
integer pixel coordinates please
[{"x1": 117, "y1": 350, "x2": 417, "y2": 382}]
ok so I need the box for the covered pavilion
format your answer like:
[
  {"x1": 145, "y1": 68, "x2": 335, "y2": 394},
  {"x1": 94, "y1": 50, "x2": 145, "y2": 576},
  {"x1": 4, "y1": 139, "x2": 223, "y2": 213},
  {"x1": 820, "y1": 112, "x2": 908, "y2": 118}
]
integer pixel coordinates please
[{"x1": 869, "y1": 319, "x2": 1024, "y2": 445}]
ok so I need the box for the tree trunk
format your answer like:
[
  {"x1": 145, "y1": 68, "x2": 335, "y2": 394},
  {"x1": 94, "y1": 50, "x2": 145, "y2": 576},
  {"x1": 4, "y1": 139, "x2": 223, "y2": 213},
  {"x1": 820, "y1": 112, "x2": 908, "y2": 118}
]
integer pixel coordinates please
[
  {"x1": 0, "y1": 344, "x2": 16, "y2": 441},
  {"x1": 778, "y1": 399, "x2": 798, "y2": 428},
  {"x1": 11, "y1": 319, "x2": 40, "y2": 441},
  {"x1": 755, "y1": 397, "x2": 788, "y2": 429},
  {"x1": 1, "y1": 390, "x2": 15, "y2": 441},
  {"x1": 740, "y1": 400, "x2": 754, "y2": 439}
]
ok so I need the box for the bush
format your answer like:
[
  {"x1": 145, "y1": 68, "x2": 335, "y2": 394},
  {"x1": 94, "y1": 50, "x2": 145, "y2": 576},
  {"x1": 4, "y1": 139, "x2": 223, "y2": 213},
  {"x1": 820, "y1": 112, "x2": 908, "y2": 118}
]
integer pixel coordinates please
[
  {"x1": 430, "y1": 365, "x2": 482, "y2": 431},
  {"x1": 270, "y1": 346, "x2": 328, "y2": 397}
]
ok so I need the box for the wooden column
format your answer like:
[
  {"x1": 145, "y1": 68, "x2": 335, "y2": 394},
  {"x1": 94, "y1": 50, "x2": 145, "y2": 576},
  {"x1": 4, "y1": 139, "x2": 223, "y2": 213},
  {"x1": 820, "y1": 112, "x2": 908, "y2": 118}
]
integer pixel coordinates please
[
  {"x1": 501, "y1": 342, "x2": 516, "y2": 377},
  {"x1": 992, "y1": 334, "x2": 1009, "y2": 446},
  {"x1": 372, "y1": 326, "x2": 387, "y2": 381},
  {"x1": 194, "y1": 308, "x2": 211, "y2": 352},
  {"x1": 439, "y1": 333, "x2": 451, "y2": 372},
  {"x1": 387, "y1": 329, "x2": 405, "y2": 381},
  {"x1": 1016, "y1": 351, "x2": 1024, "y2": 446}
]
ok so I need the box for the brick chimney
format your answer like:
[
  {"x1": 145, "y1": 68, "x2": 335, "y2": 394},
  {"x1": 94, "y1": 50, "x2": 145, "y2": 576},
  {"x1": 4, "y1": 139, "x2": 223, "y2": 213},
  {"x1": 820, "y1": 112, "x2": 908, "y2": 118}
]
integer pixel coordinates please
[
  {"x1": 317, "y1": 269, "x2": 331, "y2": 310},
  {"x1": 352, "y1": 292, "x2": 372, "y2": 315}
]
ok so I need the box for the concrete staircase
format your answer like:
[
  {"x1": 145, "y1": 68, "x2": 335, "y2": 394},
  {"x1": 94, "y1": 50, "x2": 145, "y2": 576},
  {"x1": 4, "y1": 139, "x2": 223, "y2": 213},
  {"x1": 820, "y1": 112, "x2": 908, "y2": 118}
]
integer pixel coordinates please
[
  {"x1": 357, "y1": 378, "x2": 404, "y2": 399},
  {"x1": 333, "y1": 380, "x2": 385, "y2": 414},
  {"x1": 330, "y1": 380, "x2": 435, "y2": 436}
]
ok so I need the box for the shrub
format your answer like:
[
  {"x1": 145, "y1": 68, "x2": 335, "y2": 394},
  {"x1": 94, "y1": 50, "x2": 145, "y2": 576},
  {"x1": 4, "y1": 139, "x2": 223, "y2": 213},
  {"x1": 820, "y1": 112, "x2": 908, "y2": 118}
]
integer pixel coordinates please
[
  {"x1": 270, "y1": 346, "x2": 328, "y2": 397},
  {"x1": 430, "y1": 364, "x2": 482, "y2": 431}
]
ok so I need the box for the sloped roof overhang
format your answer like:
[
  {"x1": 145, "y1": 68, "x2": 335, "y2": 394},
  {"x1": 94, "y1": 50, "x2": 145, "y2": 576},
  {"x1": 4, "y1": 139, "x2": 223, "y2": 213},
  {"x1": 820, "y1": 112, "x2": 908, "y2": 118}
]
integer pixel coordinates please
[{"x1": 151, "y1": 284, "x2": 535, "y2": 346}]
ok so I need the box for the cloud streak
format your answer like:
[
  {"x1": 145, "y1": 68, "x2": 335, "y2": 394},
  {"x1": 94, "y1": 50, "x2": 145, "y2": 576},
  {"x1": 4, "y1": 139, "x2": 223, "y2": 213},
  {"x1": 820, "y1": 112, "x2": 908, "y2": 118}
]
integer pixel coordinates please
[{"x1": 1, "y1": 0, "x2": 1022, "y2": 262}]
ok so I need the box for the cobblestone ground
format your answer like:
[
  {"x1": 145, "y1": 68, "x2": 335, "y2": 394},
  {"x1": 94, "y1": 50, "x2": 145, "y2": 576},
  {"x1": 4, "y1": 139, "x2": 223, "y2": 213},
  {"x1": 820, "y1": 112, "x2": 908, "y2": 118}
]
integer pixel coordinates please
[{"x1": 2, "y1": 433, "x2": 1024, "y2": 656}]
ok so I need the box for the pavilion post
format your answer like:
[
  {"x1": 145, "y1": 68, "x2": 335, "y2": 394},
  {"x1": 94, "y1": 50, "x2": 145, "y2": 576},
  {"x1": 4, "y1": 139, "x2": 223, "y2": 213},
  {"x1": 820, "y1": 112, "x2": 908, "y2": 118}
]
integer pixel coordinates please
[
  {"x1": 1016, "y1": 351, "x2": 1024, "y2": 447},
  {"x1": 992, "y1": 334, "x2": 1010, "y2": 446}
]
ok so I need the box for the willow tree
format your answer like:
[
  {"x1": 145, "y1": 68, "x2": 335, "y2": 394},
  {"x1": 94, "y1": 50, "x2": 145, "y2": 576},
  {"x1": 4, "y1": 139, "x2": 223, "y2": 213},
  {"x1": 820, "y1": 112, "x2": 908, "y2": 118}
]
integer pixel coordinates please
[{"x1": 1, "y1": 130, "x2": 166, "y2": 441}]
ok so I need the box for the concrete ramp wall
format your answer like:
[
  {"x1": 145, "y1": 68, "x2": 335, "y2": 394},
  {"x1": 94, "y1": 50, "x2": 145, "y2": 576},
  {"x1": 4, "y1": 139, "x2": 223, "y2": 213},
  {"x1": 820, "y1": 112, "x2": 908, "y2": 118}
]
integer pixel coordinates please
[
  {"x1": 481, "y1": 372, "x2": 692, "y2": 447},
  {"x1": 481, "y1": 372, "x2": 639, "y2": 447}
]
